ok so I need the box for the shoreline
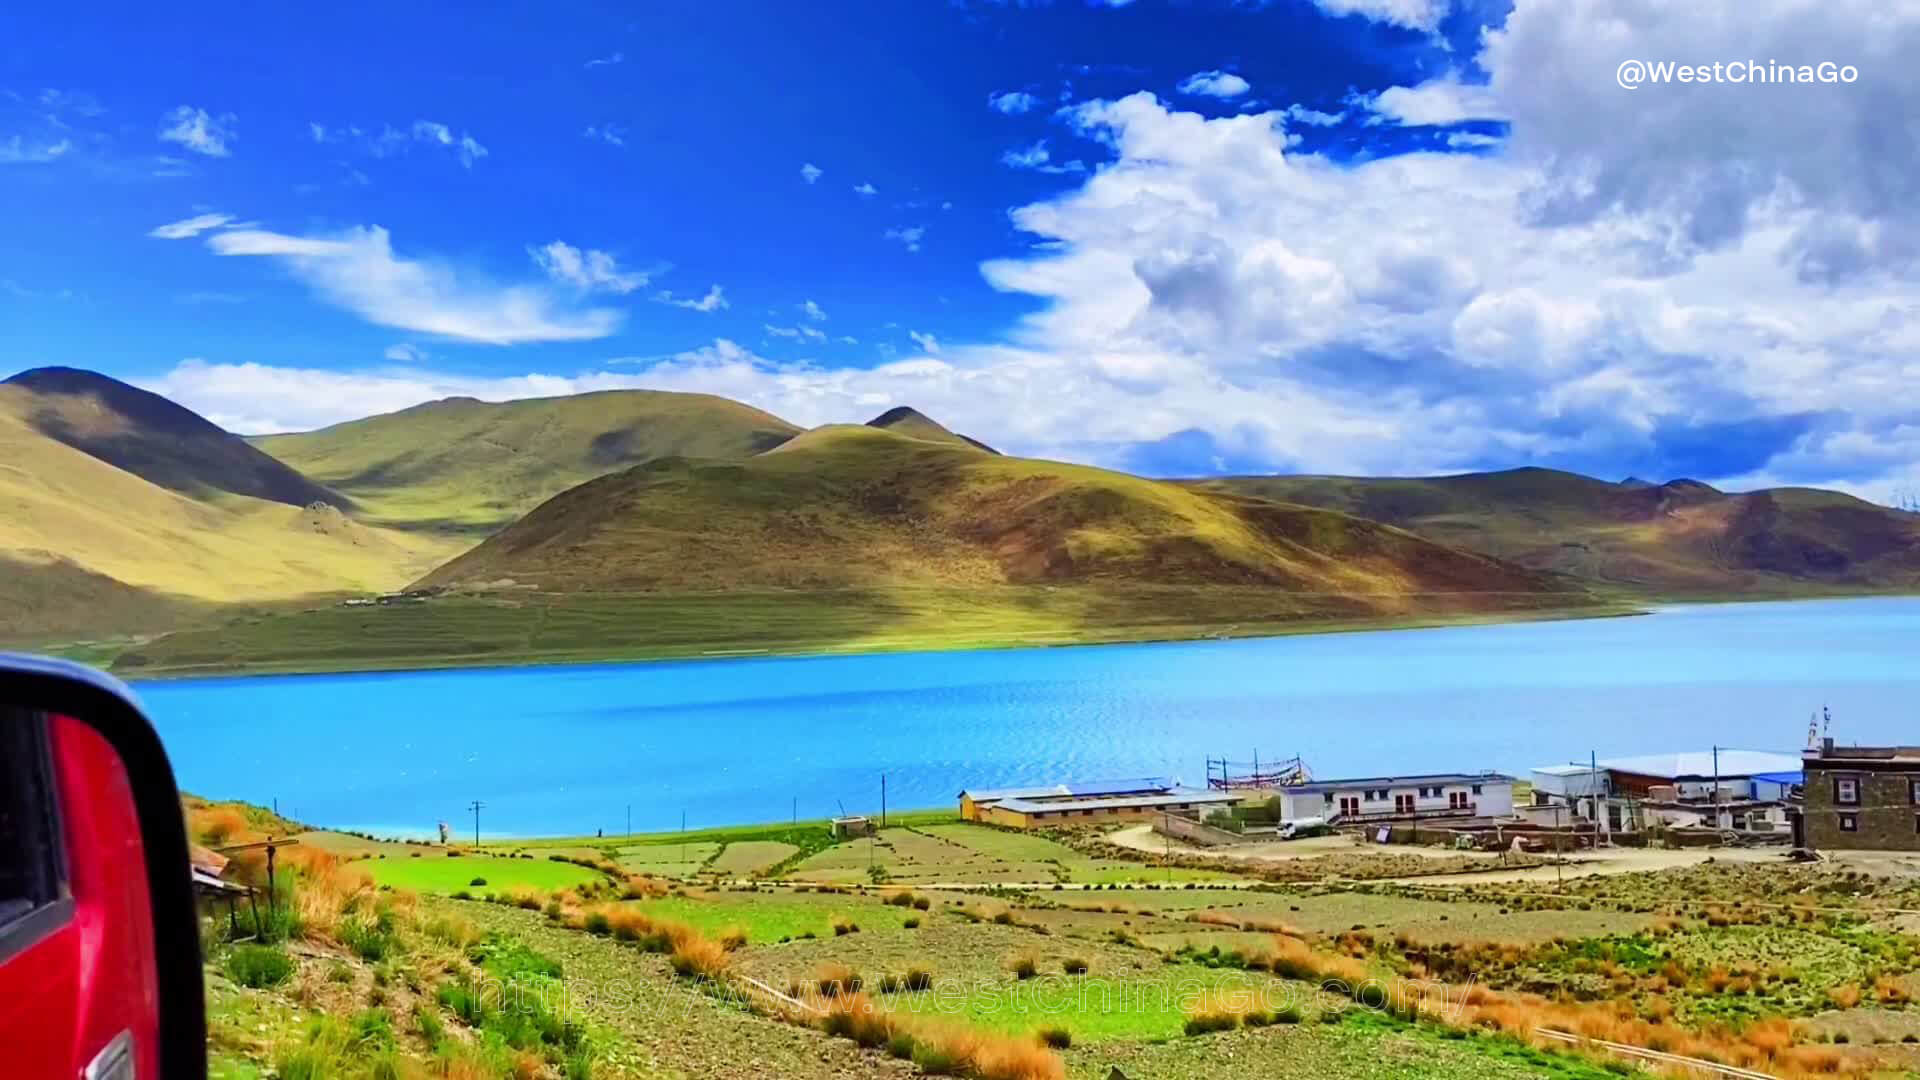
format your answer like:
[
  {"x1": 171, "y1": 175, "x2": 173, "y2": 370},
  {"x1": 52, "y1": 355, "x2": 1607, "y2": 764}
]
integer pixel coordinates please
[{"x1": 111, "y1": 598, "x2": 1647, "y2": 683}]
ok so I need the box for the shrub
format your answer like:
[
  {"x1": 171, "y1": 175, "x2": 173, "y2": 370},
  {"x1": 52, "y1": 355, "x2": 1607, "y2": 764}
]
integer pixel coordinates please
[
  {"x1": 887, "y1": 1032, "x2": 918, "y2": 1059},
  {"x1": 817, "y1": 963, "x2": 863, "y2": 997},
  {"x1": 832, "y1": 915, "x2": 859, "y2": 936},
  {"x1": 669, "y1": 934, "x2": 731, "y2": 981},
  {"x1": 1829, "y1": 984, "x2": 1863, "y2": 1009},
  {"x1": 1038, "y1": 1025, "x2": 1072, "y2": 1049},
  {"x1": 886, "y1": 890, "x2": 917, "y2": 907},
  {"x1": 226, "y1": 944, "x2": 295, "y2": 988},
  {"x1": 719, "y1": 926, "x2": 748, "y2": 951},
  {"x1": 1061, "y1": 957, "x2": 1089, "y2": 976},
  {"x1": 903, "y1": 917, "x2": 921, "y2": 929},
  {"x1": 414, "y1": 1003, "x2": 445, "y2": 1048},
  {"x1": 905, "y1": 968, "x2": 934, "y2": 992},
  {"x1": 820, "y1": 992, "x2": 894, "y2": 1049},
  {"x1": 914, "y1": 896, "x2": 932, "y2": 911},
  {"x1": 1010, "y1": 954, "x2": 1039, "y2": 980},
  {"x1": 469, "y1": 877, "x2": 487, "y2": 887},
  {"x1": 339, "y1": 915, "x2": 395, "y2": 962},
  {"x1": 584, "y1": 911, "x2": 612, "y2": 936},
  {"x1": 879, "y1": 974, "x2": 902, "y2": 993}
]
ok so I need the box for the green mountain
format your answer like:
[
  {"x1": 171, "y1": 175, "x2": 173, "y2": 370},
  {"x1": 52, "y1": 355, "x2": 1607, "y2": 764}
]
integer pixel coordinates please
[
  {"x1": 865, "y1": 405, "x2": 998, "y2": 453},
  {"x1": 417, "y1": 423, "x2": 1577, "y2": 604},
  {"x1": 1192, "y1": 467, "x2": 1920, "y2": 594},
  {"x1": 252, "y1": 390, "x2": 802, "y2": 536},
  {"x1": 0, "y1": 369, "x2": 462, "y2": 643},
  {"x1": 4, "y1": 367, "x2": 347, "y2": 508}
]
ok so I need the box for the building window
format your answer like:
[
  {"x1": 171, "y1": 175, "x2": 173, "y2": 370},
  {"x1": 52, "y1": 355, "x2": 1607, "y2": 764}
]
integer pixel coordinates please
[
  {"x1": 1840, "y1": 813, "x2": 1858, "y2": 832},
  {"x1": 1911, "y1": 780, "x2": 1920, "y2": 805},
  {"x1": 1472, "y1": 784, "x2": 1483, "y2": 795},
  {"x1": 1835, "y1": 777, "x2": 1859, "y2": 805}
]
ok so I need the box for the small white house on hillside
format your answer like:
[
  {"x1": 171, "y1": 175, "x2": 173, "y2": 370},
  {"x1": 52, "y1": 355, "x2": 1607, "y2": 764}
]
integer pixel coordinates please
[{"x1": 1271, "y1": 772, "x2": 1514, "y2": 824}]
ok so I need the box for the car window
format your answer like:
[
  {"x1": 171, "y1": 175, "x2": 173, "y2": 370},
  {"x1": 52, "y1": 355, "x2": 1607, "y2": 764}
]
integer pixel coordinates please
[{"x1": 0, "y1": 710, "x2": 67, "y2": 953}]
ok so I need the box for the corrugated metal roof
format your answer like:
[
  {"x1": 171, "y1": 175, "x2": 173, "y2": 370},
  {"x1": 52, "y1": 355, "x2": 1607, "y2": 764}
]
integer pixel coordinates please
[
  {"x1": 1533, "y1": 764, "x2": 1603, "y2": 776},
  {"x1": 994, "y1": 789, "x2": 1239, "y2": 814},
  {"x1": 1283, "y1": 772, "x2": 1513, "y2": 795},
  {"x1": 1751, "y1": 771, "x2": 1804, "y2": 784},
  {"x1": 959, "y1": 777, "x2": 1174, "y2": 802},
  {"x1": 1598, "y1": 750, "x2": 1802, "y2": 779}
]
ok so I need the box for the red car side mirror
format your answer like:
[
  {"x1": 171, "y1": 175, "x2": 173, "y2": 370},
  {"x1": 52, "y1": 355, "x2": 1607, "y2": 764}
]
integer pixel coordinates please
[{"x1": 0, "y1": 654, "x2": 206, "y2": 1079}]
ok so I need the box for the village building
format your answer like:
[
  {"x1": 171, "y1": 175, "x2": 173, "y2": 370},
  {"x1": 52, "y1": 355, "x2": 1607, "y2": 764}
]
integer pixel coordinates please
[
  {"x1": 1268, "y1": 772, "x2": 1515, "y2": 824},
  {"x1": 956, "y1": 777, "x2": 1239, "y2": 830},
  {"x1": 1801, "y1": 741, "x2": 1920, "y2": 851},
  {"x1": 1525, "y1": 750, "x2": 1803, "y2": 838}
]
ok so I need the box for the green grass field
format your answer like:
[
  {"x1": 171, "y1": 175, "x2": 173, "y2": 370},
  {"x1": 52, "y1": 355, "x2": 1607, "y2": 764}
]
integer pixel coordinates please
[
  {"x1": 103, "y1": 585, "x2": 1627, "y2": 677},
  {"x1": 359, "y1": 854, "x2": 603, "y2": 894}
]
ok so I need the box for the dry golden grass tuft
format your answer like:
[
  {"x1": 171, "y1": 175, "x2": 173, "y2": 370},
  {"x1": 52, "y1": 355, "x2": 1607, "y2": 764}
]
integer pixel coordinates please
[{"x1": 668, "y1": 933, "x2": 732, "y2": 981}]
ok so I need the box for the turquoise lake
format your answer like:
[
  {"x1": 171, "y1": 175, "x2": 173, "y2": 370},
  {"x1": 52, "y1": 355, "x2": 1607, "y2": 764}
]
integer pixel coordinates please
[{"x1": 131, "y1": 596, "x2": 1920, "y2": 837}]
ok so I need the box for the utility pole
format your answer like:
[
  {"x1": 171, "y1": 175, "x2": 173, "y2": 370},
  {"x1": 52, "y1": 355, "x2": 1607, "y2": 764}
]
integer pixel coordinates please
[
  {"x1": 626, "y1": 804, "x2": 631, "y2": 839},
  {"x1": 881, "y1": 774, "x2": 887, "y2": 829},
  {"x1": 1552, "y1": 804, "x2": 1563, "y2": 887},
  {"x1": 680, "y1": 810, "x2": 687, "y2": 872},
  {"x1": 1712, "y1": 745, "x2": 1722, "y2": 829},
  {"x1": 468, "y1": 800, "x2": 484, "y2": 847}
]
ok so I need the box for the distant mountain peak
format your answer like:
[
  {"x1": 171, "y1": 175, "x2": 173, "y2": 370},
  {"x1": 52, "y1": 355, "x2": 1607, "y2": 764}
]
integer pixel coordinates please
[
  {"x1": 3, "y1": 365, "x2": 350, "y2": 510},
  {"x1": 867, "y1": 405, "x2": 936, "y2": 427},
  {"x1": 865, "y1": 405, "x2": 999, "y2": 454}
]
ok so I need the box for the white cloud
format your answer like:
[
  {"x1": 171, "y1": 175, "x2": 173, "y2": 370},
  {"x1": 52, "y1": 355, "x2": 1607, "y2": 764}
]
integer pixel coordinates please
[
  {"x1": 854, "y1": 182, "x2": 878, "y2": 197},
  {"x1": 1176, "y1": 70, "x2": 1251, "y2": 99},
  {"x1": 583, "y1": 124, "x2": 626, "y2": 147},
  {"x1": 1001, "y1": 140, "x2": 1087, "y2": 175},
  {"x1": 411, "y1": 121, "x2": 488, "y2": 167},
  {"x1": 0, "y1": 136, "x2": 72, "y2": 164},
  {"x1": 158, "y1": 106, "x2": 234, "y2": 157},
  {"x1": 1445, "y1": 131, "x2": 1502, "y2": 149},
  {"x1": 765, "y1": 324, "x2": 826, "y2": 342},
  {"x1": 384, "y1": 343, "x2": 427, "y2": 363},
  {"x1": 908, "y1": 330, "x2": 941, "y2": 354},
  {"x1": 585, "y1": 51, "x2": 624, "y2": 68},
  {"x1": 148, "y1": 212, "x2": 234, "y2": 240},
  {"x1": 801, "y1": 300, "x2": 827, "y2": 321},
  {"x1": 530, "y1": 241, "x2": 648, "y2": 294},
  {"x1": 884, "y1": 225, "x2": 926, "y2": 253},
  {"x1": 988, "y1": 91, "x2": 1040, "y2": 114},
  {"x1": 657, "y1": 284, "x2": 728, "y2": 312},
  {"x1": 1310, "y1": 0, "x2": 1448, "y2": 32},
  {"x1": 207, "y1": 226, "x2": 622, "y2": 344},
  {"x1": 1357, "y1": 74, "x2": 1505, "y2": 126},
  {"x1": 800, "y1": 162, "x2": 823, "y2": 184},
  {"x1": 139, "y1": 3, "x2": 1920, "y2": 500},
  {"x1": 1284, "y1": 105, "x2": 1344, "y2": 127},
  {"x1": 310, "y1": 119, "x2": 488, "y2": 167}
]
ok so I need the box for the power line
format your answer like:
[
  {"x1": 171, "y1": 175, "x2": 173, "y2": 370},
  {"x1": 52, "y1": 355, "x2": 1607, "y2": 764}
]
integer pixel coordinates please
[{"x1": 468, "y1": 800, "x2": 484, "y2": 847}]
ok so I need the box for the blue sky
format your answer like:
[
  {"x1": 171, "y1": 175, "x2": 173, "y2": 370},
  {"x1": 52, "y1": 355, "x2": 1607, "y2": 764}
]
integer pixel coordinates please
[{"x1": 3, "y1": 1, "x2": 1917, "y2": 503}]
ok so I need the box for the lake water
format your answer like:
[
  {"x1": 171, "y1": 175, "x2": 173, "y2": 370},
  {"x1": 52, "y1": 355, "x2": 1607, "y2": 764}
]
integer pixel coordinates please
[{"x1": 131, "y1": 596, "x2": 1920, "y2": 838}]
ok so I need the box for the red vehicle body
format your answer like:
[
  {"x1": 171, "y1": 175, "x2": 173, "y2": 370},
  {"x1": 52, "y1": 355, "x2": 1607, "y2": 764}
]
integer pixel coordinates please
[
  {"x1": 1, "y1": 714, "x2": 160, "y2": 1078},
  {"x1": 1, "y1": 656, "x2": 203, "y2": 1078}
]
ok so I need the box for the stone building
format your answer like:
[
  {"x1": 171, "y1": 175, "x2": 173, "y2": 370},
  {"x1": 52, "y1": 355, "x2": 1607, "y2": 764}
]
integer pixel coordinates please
[{"x1": 1800, "y1": 740, "x2": 1920, "y2": 851}]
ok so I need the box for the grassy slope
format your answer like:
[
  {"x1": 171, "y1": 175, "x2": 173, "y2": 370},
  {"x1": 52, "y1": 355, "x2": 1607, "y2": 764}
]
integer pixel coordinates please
[
  {"x1": 3, "y1": 367, "x2": 347, "y2": 508},
  {"x1": 252, "y1": 388, "x2": 802, "y2": 536},
  {"x1": 0, "y1": 381, "x2": 464, "y2": 642},
  {"x1": 420, "y1": 424, "x2": 1586, "y2": 601},
  {"x1": 117, "y1": 430, "x2": 1614, "y2": 674},
  {"x1": 1196, "y1": 467, "x2": 1920, "y2": 597}
]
